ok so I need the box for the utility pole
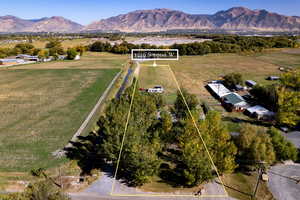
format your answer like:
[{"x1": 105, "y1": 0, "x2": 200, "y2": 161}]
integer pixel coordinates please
[{"x1": 252, "y1": 161, "x2": 266, "y2": 200}]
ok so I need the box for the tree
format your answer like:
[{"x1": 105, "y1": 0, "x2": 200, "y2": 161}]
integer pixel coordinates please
[
  {"x1": 250, "y1": 84, "x2": 278, "y2": 111},
  {"x1": 66, "y1": 48, "x2": 78, "y2": 60},
  {"x1": 280, "y1": 71, "x2": 300, "y2": 91},
  {"x1": 267, "y1": 127, "x2": 298, "y2": 161},
  {"x1": 223, "y1": 73, "x2": 244, "y2": 89},
  {"x1": 75, "y1": 45, "x2": 86, "y2": 56},
  {"x1": 49, "y1": 46, "x2": 65, "y2": 56},
  {"x1": 200, "y1": 111, "x2": 237, "y2": 174},
  {"x1": 37, "y1": 49, "x2": 49, "y2": 60},
  {"x1": 94, "y1": 82, "x2": 162, "y2": 186},
  {"x1": 235, "y1": 124, "x2": 276, "y2": 165},
  {"x1": 174, "y1": 89, "x2": 199, "y2": 119},
  {"x1": 14, "y1": 43, "x2": 35, "y2": 55},
  {"x1": 46, "y1": 40, "x2": 62, "y2": 49},
  {"x1": 277, "y1": 87, "x2": 300, "y2": 127},
  {"x1": 46, "y1": 40, "x2": 64, "y2": 56},
  {"x1": 177, "y1": 117, "x2": 213, "y2": 186},
  {"x1": 24, "y1": 180, "x2": 70, "y2": 200}
]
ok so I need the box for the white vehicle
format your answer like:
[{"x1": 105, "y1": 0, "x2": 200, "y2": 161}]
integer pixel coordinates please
[{"x1": 147, "y1": 86, "x2": 164, "y2": 93}]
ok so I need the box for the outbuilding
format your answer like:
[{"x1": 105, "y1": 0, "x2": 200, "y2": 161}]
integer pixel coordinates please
[
  {"x1": 267, "y1": 76, "x2": 280, "y2": 81},
  {"x1": 206, "y1": 83, "x2": 231, "y2": 99},
  {"x1": 245, "y1": 105, "x2": 275, "y2": 120},
  {"x1": 0, "y1": 59, "x2": 24, "y2": 65},
  {"x1": 222, "y1": 92, "x2": 249, "y2": 111},
  {"x1": 16, "y1": 54, "x2": 39, "y2": 62},
  {"x1": 245, "y1": 80, "x2": 257, "y2": 87}
]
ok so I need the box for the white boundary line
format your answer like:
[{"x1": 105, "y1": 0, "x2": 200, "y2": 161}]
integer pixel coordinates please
[{"x1": 110, "y1": 63, "x2": 228, "y2": 198}]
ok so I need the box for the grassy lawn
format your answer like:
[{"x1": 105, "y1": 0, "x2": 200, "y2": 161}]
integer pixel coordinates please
[
  {"x1": 138, "y1": 65, "x2": 178, "y2": 104},
  {"x1": 223, "y1": 172, "x2": 274, "y2": 200}
]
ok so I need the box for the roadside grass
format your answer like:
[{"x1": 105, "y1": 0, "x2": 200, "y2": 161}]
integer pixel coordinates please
[{"x1": 223, "y1": 172, "x2": 274, "y2": 200}]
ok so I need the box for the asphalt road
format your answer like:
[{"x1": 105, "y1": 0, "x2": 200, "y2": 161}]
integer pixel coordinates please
[
  {"x1": 268, "y1": 164, "x2": 300, "y2": 200},
  {"x1": 284, "y1": 131, "x2": 300, "y2": 148}
]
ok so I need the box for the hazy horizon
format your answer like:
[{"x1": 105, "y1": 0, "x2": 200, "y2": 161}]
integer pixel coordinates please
[{"x1": 0, "y1": 0, "x2": 299, "y2": 25}]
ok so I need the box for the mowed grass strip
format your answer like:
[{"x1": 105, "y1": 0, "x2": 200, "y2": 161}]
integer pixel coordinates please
[
  {"x1": 139, "y1": 65, "x2": 178, "y2": 104},
  {"x1": 0, "y1": 68, "x2": 119, "y2": 172}
]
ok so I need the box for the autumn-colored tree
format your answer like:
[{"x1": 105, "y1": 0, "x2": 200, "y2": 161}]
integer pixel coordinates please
[
  {"x1": 200, "y1": 111, "x2": 237, "y2": 174},
  {"x1": 277, "y1": 87, "x2": 300, "y2": 127},
  {"x1": 235, "y1": 124, "x2": 276, "y2": 165}
]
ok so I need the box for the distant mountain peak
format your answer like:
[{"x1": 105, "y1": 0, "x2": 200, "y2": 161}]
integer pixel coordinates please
[
  {"x1": 0, "y1": 7, "x2": 300, "y2": 33},
  {"x1": 0, "y1": 15, "x2": 83, "y2": 33}
]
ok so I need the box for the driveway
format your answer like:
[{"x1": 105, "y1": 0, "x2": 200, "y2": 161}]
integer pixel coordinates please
[
  {"x1": 69, "y1": 166, "x2": 235, "y2": 200},
  {"x1": 268, "y1": 164, "x2": 300, "y2": 200}
]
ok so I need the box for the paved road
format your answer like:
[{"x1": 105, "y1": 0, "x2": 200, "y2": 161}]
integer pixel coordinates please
[
  {"x1": 115, "y1": 68, "x2": 132, "y2": 99},
  {"x1": 283, "y1": 131, "x2": 300, "y2": 148},
  {"x1": 268, "y1": 164, "x2": 300, "y2": 200}
]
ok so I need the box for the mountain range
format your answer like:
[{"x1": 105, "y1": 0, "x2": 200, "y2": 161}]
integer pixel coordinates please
[{"x1": 1, "y1": 7, "x2": 300, "y2": 33}]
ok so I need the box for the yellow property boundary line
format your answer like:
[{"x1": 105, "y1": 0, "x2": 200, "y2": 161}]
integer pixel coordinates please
[{"x1": 110, "y1": 63, "x2": 228, "y2": 198}]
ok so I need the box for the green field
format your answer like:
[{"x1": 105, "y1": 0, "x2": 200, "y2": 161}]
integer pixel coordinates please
[
  {"x1": 0, "y1": 69, "x2": 119, "y2": 172},
  {"x1": 0, "y1": 52, "x2": 127, "y2": 173}
]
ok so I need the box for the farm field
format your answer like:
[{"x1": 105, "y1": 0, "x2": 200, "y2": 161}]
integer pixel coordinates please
[
  {"x1": 140, "y1": 49, "x2": 299, "y2": 104},
  {"x1": 0, "y1": 52, "x2": 127, "y2": 174},
  {"x1": 0, "y1": 68, "x2": 119, "y2": 172},
  {"x1": 0, "y1": 38, "x2": 94, "y2": 49},
  {"x1": 13, "y1": 52, "x2": 128, "y2": 69}
]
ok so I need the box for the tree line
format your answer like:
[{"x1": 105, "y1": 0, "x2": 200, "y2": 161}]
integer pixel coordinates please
[
  {"x1": 88, "y1": 35, "x2": 297, "y2": 56},
  {"x1": 250, "y1": 71, "x2": 300, "y2": 128},
  {"x1": 0, "y1": 40, "x2": 85, "y2": 60}
]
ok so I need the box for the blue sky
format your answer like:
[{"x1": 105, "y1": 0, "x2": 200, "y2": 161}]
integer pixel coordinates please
[{"x1": 0, "y1": 0, "x2": 299, "y2": 25}]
